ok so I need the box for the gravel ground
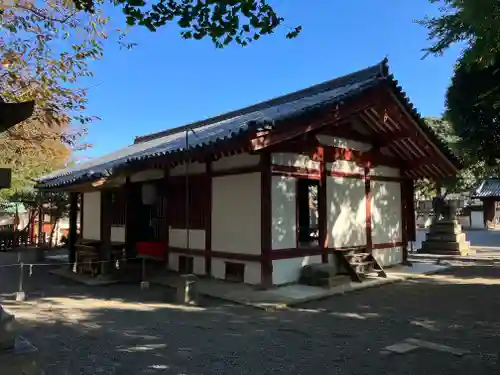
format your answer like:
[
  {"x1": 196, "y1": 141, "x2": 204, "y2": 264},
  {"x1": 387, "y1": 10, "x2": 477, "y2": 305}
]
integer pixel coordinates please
[{"x1": 1, "y1": 251, "x2": 500, "y2": 375}]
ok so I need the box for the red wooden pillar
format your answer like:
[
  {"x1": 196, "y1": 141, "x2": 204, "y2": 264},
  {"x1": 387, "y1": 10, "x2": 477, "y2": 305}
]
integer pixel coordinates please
[
  {"x1": 79, "y1": 193, "x2": 84, "y2": 237},
  {"x1": 364, "y1": 166, "x2": 373, "y2": 253},
  {"x1": 68, "y1": 192, "x2": 78, "y2": 268},
  {"x1": 37, "y1": 203, "x2": 43, "y2": 246},
  {"x1": 260, "y1": 153, "x2": 272, "y2": 287},
  {"x1": 318, "y1": 146, "x2": 328, "y2": 263},
  {"x1": 162, "y1": 171, "x2": 170, "y2": 266}
]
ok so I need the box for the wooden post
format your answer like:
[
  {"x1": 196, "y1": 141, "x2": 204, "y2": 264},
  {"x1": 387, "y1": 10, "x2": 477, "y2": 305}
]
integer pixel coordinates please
[
  {"x1": 100, "y1": 190, "x2": 113, "y2": 275},
  {"x1": 124, "y1": 177, "x2": 133, "y2": 258},
  {"x1": 163, "y1": 170, "x2": 170, "y2": 267},
  {"x1": 79, "y1": 193, "x2": 84, "y2": 237},
  {"x1": 205, "y1": 161, "x2": 212, "y2": 276},
  {"x1": 364, "y1": 166, "x2": 373, "y2": 253},
  {"x1": 318, "y1": 146, "x2": 328, "y2": 263},
  {"x1": 68, "y1": 192, "x2": 78, "y2": 269},
  {"x1": 37, "y1": 203, "x2": 43, "y2": 246}
]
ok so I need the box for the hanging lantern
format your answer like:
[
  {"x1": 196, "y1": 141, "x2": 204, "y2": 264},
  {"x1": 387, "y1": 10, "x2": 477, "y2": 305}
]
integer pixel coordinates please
[{"x1": 141, "y1": 183, "x2": 157, "y2": 205}]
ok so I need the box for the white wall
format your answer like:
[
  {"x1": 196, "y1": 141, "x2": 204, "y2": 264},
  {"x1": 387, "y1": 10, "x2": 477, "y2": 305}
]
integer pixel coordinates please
[
  {"x1": 316, "y1": 135, "x2": 372, "y2": 152},
  {"x1": 328, "y1": 160, "x2": 364, "y2": 174},
  {"x1": 111, "y1": 225, "x2": 125, "y2": 243},
  {"x1": 212, "y1": 153, "x2": 260, "y2": 171},
  {"x1": 82, "y1": 191, "x2": 101, "y2": 240},
  {"x1": 211, "y1": 173, "x2": 261, "y2": 255},
  {"x1": 211, "y1": 258, "x2": 261, "y2": 285},
  {"x1": 326, "y1": 176, "x2": 366, "y2": 247},
  {"x1": 271, "y1": 153, "x2": 320, "y2": 170},
  {"x1": 272, "y1": 256, "x2": 322, "y2": 285},
  {"x1": 271, "y1": 176, "x2": 296, "y2": 250},
  {"x1": 371, "y1": 181, "x2": 402, "y2": 245},
  {"x1": 168, "y1": 228, "x2": 205, "y2": 249},
  {"x1": 373, "y1": 246, "x2": 403, "y2": 267}
]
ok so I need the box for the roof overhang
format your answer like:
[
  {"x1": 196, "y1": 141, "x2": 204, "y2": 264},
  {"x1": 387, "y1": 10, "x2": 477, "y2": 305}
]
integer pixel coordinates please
[{"x1": 0, "y1": 100, "x2": 35, "y2": 131}]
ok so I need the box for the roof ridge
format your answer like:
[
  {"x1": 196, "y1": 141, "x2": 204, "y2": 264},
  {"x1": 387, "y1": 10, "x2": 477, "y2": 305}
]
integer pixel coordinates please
[{"x1": 134, "y1": 59, "x2": 388, "y2": 144}]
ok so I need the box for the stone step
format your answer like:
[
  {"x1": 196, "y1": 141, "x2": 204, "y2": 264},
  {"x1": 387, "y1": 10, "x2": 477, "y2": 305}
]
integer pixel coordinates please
[
  {"x1": 425, "y1": 232, "x2": 466, "y2": 242},
  {"x1": 421, "y1": 240, "x2": 470, "y2": 252}
]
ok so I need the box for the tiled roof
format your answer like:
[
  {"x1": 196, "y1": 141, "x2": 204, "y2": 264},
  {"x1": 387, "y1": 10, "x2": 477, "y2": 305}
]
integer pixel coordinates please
[
  {"x1": 36, "y1": 58, "x2": 461, "y2": 189},
  {"x1": 36, "y1": 61, "x2": 387, "y2": 189},
  {"x1": 472, "y1": 177, "x2": 500, "y2": 198}
]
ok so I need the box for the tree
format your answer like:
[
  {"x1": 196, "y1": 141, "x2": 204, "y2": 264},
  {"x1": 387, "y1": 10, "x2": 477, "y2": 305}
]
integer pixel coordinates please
[
  {"x1": 72, "y1": 0, "x2": 300, "y2": 48},
  {"x1": 445, "y1": 55, "x2": 500, "y2": 165},
  {"x1": 416, "y1": 117, "x2": 493, "y2": 197},
  {"x1": 419, "y1": 0, "x2": 500, "y2": 66},
  {"x1": 0, "y1": 1, "x2": 111, "y2": 200}
]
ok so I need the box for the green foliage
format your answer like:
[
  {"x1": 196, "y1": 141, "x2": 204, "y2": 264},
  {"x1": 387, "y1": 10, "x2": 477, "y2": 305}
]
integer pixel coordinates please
[
  {"x1": 73, "y1": 0, "x2": 300, "y2": 48},
  {"x1": 445, "y1": 54, "x2": 500, "y2": 164},
  {"x1": 419, "y1": 0, "x2": 500, "y2": 66},
  {"x1": 416, "y1": 117, "x2": 496, "y2": 196},
  {"x1": 0, "y1": 0, "x2": 112, "y2": 202}
]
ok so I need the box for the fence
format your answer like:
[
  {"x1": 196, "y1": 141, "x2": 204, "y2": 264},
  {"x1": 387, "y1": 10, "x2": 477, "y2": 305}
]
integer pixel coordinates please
[{"x1": 0, "y1": 230, "x2": 50, "y2": 251}]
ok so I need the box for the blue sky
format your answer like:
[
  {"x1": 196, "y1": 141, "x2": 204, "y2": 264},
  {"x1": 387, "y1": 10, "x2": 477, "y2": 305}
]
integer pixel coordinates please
[{"x1": 79, "y1": 0, "x2": 464, "y2": 159}]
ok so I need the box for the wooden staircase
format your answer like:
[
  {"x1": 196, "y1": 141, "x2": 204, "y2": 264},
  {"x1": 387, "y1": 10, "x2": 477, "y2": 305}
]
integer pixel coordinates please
[{"x1": 335, "y1": 250, "x2": 387, "y2": 282}]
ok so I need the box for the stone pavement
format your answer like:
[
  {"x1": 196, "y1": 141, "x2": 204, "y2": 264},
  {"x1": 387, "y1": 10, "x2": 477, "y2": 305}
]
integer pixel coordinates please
[
  {"x1": 2, "y1": 251, "x2": 499, "y2": 374},
  {"x1": 151, "y1": 262, "x2": 450, "y2": 309}
]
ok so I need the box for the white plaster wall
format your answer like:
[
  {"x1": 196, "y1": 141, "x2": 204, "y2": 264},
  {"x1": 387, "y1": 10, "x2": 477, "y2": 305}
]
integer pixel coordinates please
[
  {"x1": 327, "y1": 160, "x2": 364, "y2": 174},
  {"x1": 170, "y1": 162, "x2": 206, "y2": 176},
  {"x1": 168, "y1": 228, "x2": 205, "y2": 249},
  {"x1": 370, "y1": 166, "x2": 400, "y2": 177},
  {"x1": 371, "y1": 181, "x2": 402, "y2": 245},
  {"x1": 271, "y1": 176, "x2": 296, "y2": 250},
  {"x1": 111, "y1": 225, "x2": 125, "y2": 243},
  {"x1": 167, "y1": 252, "x2": 205, "y2": 274},
  {"x1": 211, "y1": 259, "x2": 261, "y2": 285},
  {"x1": 271, "y1": 153, "x2": 320, "y2": 170},
  {"x1": 82, "y1": 191, "x2": 101, "y2": 240},
  {"x1": 272, "y1": 256, "x2": 322, "y2": 285},
  {"x1": 130, "y1": 169, "x2": 164, "y2": 183},
  {"x1": 212, "y1": 153, "x2": 260, "y2": 171},
  {"x1": 327, "y1": 177, "x2": 366, "y2": 247},
  {"x1": 373, "y1": 246, "x2": 403, "y2": 267},
  {"x1": 211, "y1": 173, "x2": 261, "y2": 254},
  {"x1": 316, "y1": 135, "x2": 372, "y2": 152}
]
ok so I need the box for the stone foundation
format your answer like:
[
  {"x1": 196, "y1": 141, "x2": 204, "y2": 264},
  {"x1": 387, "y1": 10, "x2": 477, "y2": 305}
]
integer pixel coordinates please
[{"x1": 420, "y1": 220, "x2": 474, "y2": 256}]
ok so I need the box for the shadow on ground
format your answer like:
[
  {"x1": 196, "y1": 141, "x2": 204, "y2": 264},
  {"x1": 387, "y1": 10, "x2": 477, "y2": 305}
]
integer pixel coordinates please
[{"x1": 1, "y1": 252, "x2": 499, "y2": 375}]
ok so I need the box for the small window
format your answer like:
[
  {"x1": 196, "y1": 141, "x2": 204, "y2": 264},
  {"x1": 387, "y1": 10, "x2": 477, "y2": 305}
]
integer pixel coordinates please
[
  {"x1": 225, "y1": 262, "x2": 245, "y2": 283},
  {"x1": 178, "y1": 255, "x2": 194, "y2": 274}
]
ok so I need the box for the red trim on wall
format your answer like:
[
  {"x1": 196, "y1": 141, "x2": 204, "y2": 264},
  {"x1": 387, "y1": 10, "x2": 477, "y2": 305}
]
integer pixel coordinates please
[
  {"x1": 205, "y1": 161, "x2": 212, "y2": 276},
  {"x1": 364, "y1": 167, "x2": 373, "y2": 254},
  {"x1": 260, "y1": 153, "x2": 273, "y2": 286},
  {"x1": 272, "y1": 163, "x2": 408, "y2": 182},
  {"x1": 271, "y1": 164, "x2": 320, "y2": 179},
  {"x1": 271, "y1": 241, "x2": 403, "y2": 260},
  {"x1": 372, "y1": 241, "x2": 404, "y2": 250},
  {"x1": 164, "y1": 241, "x2": 403, "y2": 263}
]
